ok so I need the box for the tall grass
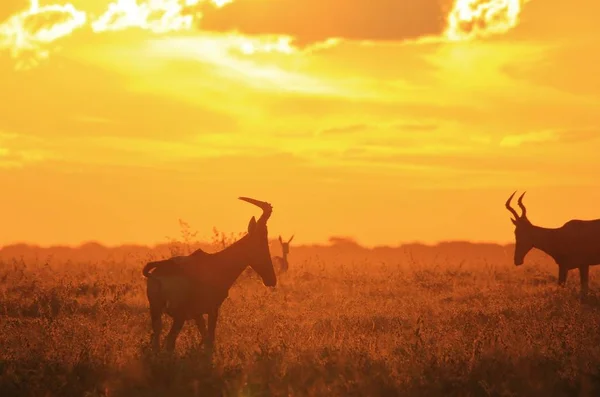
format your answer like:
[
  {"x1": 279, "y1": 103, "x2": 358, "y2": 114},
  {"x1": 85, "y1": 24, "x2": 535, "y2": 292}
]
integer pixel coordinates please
[{"x1": 0, "y1": 224, "x2": 599, "y2": 396}]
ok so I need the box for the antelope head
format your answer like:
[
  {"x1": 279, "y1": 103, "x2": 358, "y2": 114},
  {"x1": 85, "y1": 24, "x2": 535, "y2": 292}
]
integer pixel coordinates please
[
  {"x1": 505, "y1": 191, "x2": 533, "y2": 266},
  {"x1": 278, "y1": 234, "x2": 294, "y2": 256},
  {"x1": 239, "y1": 197, "x2": 277, "y2": 287}
]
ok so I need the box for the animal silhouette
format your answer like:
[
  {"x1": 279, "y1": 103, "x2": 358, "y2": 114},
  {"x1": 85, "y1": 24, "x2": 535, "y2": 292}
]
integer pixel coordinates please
[
  {"x1": 506, "y1": 191, "x2": 600, "y2": 300},
  {"x1": 142, "y1": 197, "x2": 276, "y2": 353},
  {"x1": 272, "y1": 234, "x2": 294, "y2": 273}
]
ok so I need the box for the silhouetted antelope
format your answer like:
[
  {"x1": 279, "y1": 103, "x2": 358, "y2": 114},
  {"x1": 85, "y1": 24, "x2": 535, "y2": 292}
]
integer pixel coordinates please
[
  {"x1": 142, "y1": 197, "x2": 277, "y2": 353},
  {"x1": 506, "y1": 191, "x2": 600, "y2": 300},
  {"x1": 272, "y1": 235, "x2": 294, "y2": 273}
]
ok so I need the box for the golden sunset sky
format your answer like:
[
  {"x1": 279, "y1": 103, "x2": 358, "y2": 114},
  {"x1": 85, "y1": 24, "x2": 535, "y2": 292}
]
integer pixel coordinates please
[{"x1": 0, "y1": 0, "x2": 599, "y2": 247}]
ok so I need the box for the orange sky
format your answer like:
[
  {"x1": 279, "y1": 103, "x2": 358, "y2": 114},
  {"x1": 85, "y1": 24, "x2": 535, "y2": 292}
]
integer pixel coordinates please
[{"x1": 0, "y1": 0, "x2": 599, "y2": 247}]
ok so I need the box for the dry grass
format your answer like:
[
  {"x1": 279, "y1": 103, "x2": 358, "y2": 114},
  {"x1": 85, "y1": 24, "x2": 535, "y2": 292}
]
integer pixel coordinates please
[{"x1": 1, "y1": 237, "x2": 600, "y2": 396}]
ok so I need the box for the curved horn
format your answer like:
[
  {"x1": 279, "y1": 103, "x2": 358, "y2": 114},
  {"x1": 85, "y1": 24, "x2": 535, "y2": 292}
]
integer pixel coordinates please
[
  {"x1": 517, "y1": 191, "x2": 527, "y2": 218},
  {"x1": 239, "y1": 197, "x2": 273, "y2": 224},
  {"x1": 505, "y1": 191, "x2": 520, "y2": 220},
  {"x1": 288, "y1": 235, "x2": 294, "y2": 243}
]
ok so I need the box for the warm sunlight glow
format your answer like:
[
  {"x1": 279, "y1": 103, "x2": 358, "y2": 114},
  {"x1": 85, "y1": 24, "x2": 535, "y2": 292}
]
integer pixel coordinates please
[
  {"x1": 0, "y1": 0, "x2": 86, "y2": 68},
  {"x1": 1, "y1": 0, "x2": 599, "y2": 248},
  {"x1": 2, "y1": 4, "x2": 600, "y2": 389},
  {"x1": 236, "y1": 36, "x2": 295, "y2": 55},
  {"x1": 445, "y1": 0, "x2": 525, "y2": 40},
  {"x1": 0, "y1": 0, "x2": 240, "y2": 69},
  {"x1": 0, "y1": 0, "x2": 533, "y2": 70},
  {"x1": 91, "y1": 0, "x2": 202, "y2": 34}
]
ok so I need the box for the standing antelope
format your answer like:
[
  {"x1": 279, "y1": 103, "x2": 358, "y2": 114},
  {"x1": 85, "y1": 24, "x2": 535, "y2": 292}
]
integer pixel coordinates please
[
  {"x1": 272, "y1": 235, "x2": 294, "y2": 273},
  {"x1": 505, "y1": 191, "x2": 600, "y2": 300},
  {"x1": 142, "y1": 197, "x2": 277, "y2": 353}
]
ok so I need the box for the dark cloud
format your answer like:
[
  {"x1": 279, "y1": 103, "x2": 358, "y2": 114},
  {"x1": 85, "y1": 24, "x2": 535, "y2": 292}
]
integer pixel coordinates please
[{"x1": 197, "y1": 0, "x2": 451, "y2": 46}]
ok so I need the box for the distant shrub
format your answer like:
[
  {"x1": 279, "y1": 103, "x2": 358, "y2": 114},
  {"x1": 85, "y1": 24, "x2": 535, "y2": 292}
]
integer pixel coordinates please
[
  {"x1": 163, "y1": 219, "x2": 245, "y2": 257},
  {"x1": 209, "y1": 226, "x2": 244, "y2": 251}
]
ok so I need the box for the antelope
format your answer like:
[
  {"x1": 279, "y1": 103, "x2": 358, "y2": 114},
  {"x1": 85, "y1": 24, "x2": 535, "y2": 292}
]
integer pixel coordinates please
[
  {"x1": 506, "y1": 191, "x2": 600, "y2": 300},
  {"x1": 142, "y1": 197, "x2": 277, "y2": 353},
  {"x1": 272, "y1": 235, "x2": 294, "y2": 273}
]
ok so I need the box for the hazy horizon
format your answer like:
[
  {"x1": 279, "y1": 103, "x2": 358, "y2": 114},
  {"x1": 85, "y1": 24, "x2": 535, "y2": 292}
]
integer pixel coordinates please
[{"x1": 0, "y1": 234, "x2": 517, "y2": 250}]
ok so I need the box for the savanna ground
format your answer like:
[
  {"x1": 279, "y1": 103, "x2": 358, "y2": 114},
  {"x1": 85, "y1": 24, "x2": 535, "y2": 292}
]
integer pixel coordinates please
[{"x1": 1, "y1": 228, "x2": 600, "y2": 397}]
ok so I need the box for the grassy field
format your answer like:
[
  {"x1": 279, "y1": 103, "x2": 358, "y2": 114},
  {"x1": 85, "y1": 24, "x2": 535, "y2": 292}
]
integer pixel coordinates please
[{"x1": 1, "y1": 238, "x2": 600, "y2": 396}]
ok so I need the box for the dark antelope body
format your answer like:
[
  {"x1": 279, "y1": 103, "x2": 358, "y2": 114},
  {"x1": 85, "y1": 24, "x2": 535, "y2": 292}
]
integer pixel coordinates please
[
  {"x1": 273, "y1": 234, "x2": 294, "y2": 273},
  {"x1": 506, "y1": 191, "x2": 600, "y2": 299},
  {"x1": 142, "y1": 197, "x2": 277, "y2": 353}
]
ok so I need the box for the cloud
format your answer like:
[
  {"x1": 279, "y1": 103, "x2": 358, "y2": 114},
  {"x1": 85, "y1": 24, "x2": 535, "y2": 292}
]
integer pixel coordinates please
[
  {"x1": 500, "y1": 131, "x2": 557, "y2": 147},
  {"x1": 500, "y1": 128, "x2": 600, "y2": 148},
  {"x1": 1, "y1": 0, "x2": 530, "y2": 70},
  {"x1": 0, "y1": 130, "x2": 54, "y2": 168},
  {"x1": 197, "y1": 0, "x2": 449, "y2": 46},
  {"x1": 196, "y1": 0, "x2": 529, "y2": 46},
  {"x1": 0, "y1": 0, "x2": 87, "y2": 68}
]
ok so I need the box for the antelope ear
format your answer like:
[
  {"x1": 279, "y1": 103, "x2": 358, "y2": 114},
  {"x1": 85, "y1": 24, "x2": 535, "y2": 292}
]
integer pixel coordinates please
[
  {"x1": 248, "y1": 216, "x2": 257, "y2": 233},
  {"x1": 511, "y1": 218, "x2": 517, "y2": 225}
]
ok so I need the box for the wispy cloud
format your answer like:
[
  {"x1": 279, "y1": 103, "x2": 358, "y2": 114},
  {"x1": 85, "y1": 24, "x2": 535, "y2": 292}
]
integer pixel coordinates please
[
  {"x1": 500, "y1": 130, "x2": 558, "y2": 147},
  {"x1": 500, "y1": 128, "x2": 600, "y2": 147},
  {"x1": 0, "y1": 130, "x2": 55, "y2": 168}
]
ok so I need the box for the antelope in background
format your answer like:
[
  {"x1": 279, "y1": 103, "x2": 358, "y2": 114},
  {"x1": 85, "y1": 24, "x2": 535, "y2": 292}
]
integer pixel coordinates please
[
  {"x1": 142, "y1": 197, "x2": 277, "y2": 353},
  {"x1": 273, "y1": 234, "x2": 294, "y2": 273},
  {"x1": 505, "y1": 191, "x2": 600, "y2": 300}
]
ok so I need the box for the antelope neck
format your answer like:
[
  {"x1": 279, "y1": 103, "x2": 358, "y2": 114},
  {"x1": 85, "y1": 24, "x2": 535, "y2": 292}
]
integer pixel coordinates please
[
  {"x1": 529, "y1": 224, "x2": 560, "y2": 259},
  {"x1": 209, "y1": 236, "x2": 252, "y2": 289}
]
